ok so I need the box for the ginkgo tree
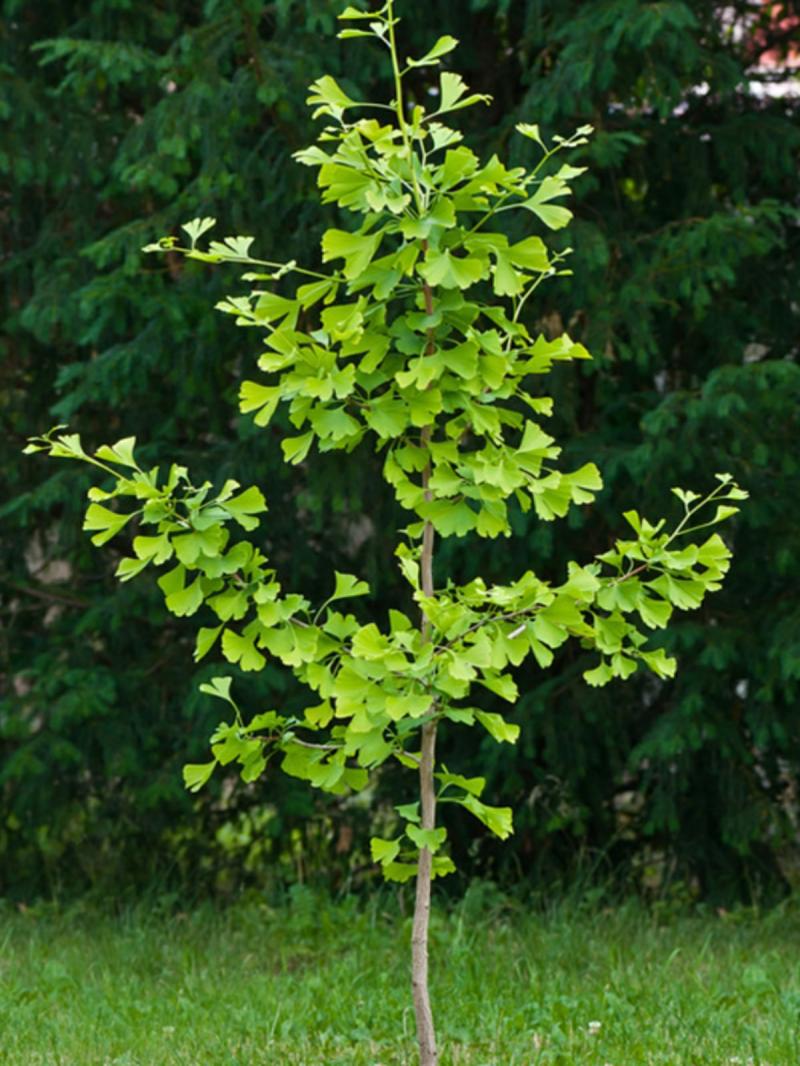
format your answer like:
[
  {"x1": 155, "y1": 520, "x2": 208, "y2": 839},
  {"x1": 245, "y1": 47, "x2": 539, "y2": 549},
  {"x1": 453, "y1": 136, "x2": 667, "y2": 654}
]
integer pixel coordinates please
[{"x1": 26, "y1": 2, "x2": 747, "y2": 1063}]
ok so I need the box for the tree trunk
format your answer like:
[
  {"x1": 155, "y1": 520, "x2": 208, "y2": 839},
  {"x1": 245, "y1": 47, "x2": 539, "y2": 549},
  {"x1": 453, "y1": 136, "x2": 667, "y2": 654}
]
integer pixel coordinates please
[
  {"x1": 412, "y1": 241, "x2": 439, "y2": 1066},
  {"x1": 412, "y1": 717, "x2": 438, "y2": 1066},
  {"x1": 412, "y1": 475, "x2": 438, "y2": 1065}
]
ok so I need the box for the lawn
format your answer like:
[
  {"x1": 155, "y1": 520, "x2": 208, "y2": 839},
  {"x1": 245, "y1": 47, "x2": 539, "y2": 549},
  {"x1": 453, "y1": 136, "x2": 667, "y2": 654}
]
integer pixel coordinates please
[{"x1": 2, "y1": 887, "x2": 799, "y2": 1065}]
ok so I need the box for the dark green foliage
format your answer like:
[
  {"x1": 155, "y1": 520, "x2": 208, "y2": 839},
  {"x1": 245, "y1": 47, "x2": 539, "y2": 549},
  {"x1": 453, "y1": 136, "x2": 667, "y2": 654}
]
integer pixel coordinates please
[{"x1": 2, "y1": 0, "x2": 798, "y2": 902}]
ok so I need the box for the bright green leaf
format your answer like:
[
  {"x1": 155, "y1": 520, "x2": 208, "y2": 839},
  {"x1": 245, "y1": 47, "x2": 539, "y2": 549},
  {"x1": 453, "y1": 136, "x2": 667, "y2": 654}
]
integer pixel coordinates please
[
  {"x1": 330, "y1": 571, "x2": 370, "y2": 603},
  {"x1": 183, "y1": 761, "x2": 216, "y2": 793},
  {"x1": 222, "y1": 629, "x2": 267, "y2": 672},
  {"x1": 223, "y1": 486, "x2": 267, "y2": 530},
  {"x1": 407, "y1": 35, "x2": 458, "y2": 68},
  {"x1": 195, "y1": 626, "x2": 223, "y2": 662},
  {"x1": 475, "y1": 710, "x2": 520, "y2": 744},
  {"x1": 459, "y1": 793, "x2": 513, "y2": 839},
  {"x1": 370, "y1": 836, "x2": 401, "y2": 865},
  {"x1": 406, "y1": 825, "x2": 447, "y2": 852}
]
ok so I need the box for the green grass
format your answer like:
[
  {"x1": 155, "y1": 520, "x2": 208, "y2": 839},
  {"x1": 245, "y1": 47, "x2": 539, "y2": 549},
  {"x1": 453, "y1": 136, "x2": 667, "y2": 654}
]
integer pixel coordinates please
[{"x1": 2, "y1": 887, "x2": 800, "y2": 1064}]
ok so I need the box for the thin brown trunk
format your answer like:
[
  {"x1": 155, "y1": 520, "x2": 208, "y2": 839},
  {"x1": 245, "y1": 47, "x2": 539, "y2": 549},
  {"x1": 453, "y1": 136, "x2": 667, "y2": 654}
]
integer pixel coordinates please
[
  {"x1": 409, "y1": 251, "x2": 441, "y2": 1066},
  {"x1": 413, "y1": 483, "x2": 437, "y2": 1064},
  {"x1": 411, "y1": 259, "x2": 439, "y2": 1066},
  {"x1": 411, "y1": 714, "x2": 438, "y2": 1066}
]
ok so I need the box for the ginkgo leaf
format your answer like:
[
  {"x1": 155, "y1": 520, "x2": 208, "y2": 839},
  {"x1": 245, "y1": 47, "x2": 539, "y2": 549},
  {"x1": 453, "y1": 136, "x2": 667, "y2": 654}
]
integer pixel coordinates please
[
  {"x1": 330, "y1": 572, "x2": 370, "y2": 603},
  {"x1": 183, "y1": 761, "x2": 216, "y2": 793},
  {"x1": 406, "y1": 35, "x2": 458, "y2": 68},
  {"x1": 222, "y1": 630, "x2": 266, "y2": 672},
  {"x1": 437, "y1": 71, "x2": 491, "y2": 113},
  {"x1": 181, "y1": 217, "x2": 216, "y2": 248},
  {"x1": 95, "y1": 437, "x2": 138, "y2": 468},
  {"x1": 475, "y1": 711, "x2": 520, "y2": 744},
  {"x1": 322, "y1": 229, "x2": 380, "y2": 279},
  {"x1": 370, "y1": 836, "x2": 401, "y2": 865},
  {"x1": 406, "y1": 825, "x2": 447, "y2": 852},
  {"x1": 306, "y1": 74, "x2": 360, "y2": 113}
]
